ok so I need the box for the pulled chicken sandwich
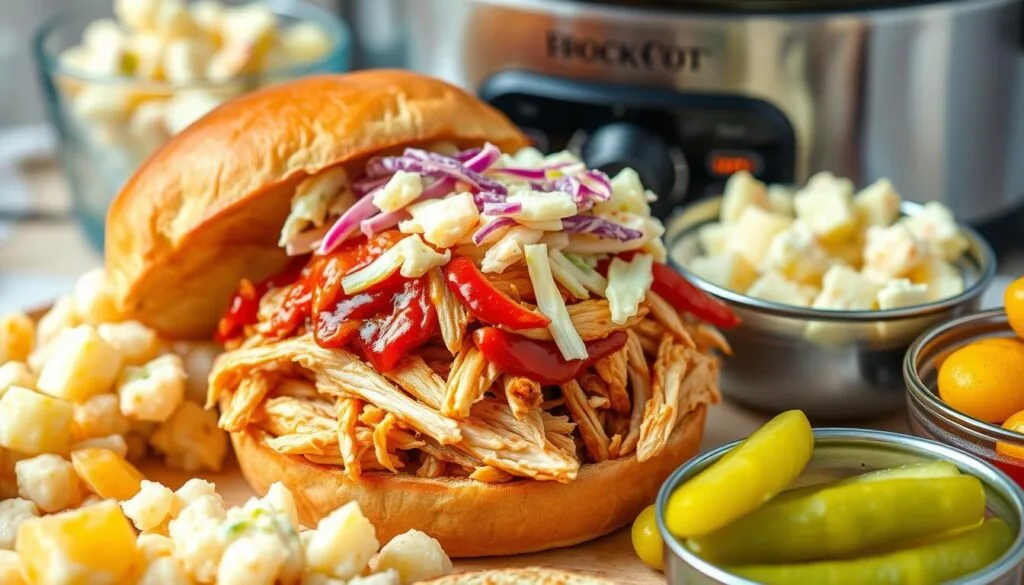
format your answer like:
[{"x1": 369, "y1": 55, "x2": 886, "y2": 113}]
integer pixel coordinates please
[{"x1": 104, "y1": 70, "x2": 738, "y2": 557}]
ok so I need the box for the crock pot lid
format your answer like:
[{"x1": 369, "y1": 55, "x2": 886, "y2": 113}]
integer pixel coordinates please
[{"x1": 570, "y1": 0, "x2": 952, "y2": 14}]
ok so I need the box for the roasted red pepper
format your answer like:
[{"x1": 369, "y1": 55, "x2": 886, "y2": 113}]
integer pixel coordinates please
[
  {"x1": 356, "y1": 277, "x2": 437, "y2": 372},
  {"x1": 444, "y1": 256, "x2": 550, "y2": 330},
  {"x1": 601, "y1": 251, "x2": 740, "y2": 330},
  {"x1": 473, "y1": 327, "x2": 628, "y2": 386},
  {"x1": 315, "y1": 271, "x2": 407, "y2": 348},
  {"x1": 215, "y1": 263, "x2": 306, "y2": 343}
]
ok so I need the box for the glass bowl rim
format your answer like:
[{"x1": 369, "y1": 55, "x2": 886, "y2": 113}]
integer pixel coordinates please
[{"x1": 31, "y1": 0, "x2": 352, "y2": 91}]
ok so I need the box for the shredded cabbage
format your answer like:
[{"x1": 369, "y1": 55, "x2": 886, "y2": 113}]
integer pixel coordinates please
[
  {"x1": 547, "y1": 251, "x2": 590, "y2": 300},
  {"x1": 372, "y1": 170, "x2": 423, "y2": 213},
  {"x1": 480, "y1": 227, "x2": 543, "y2": 274},
  {"x1": 550, "y1": 250, "x2": 608, "y2": 297},
  {"x1": 341, "y1": 235, "x2": 450, "y2": 294},
  {"x1": 279, "y1": 166, "x2": 350, "y2": 247},
  {"x1": 524, "y1": 244, "x2": 589, "y2": 361},
  {"x1": 504, "y1": 191, "x2": 577, "y2": 222},
  {"x1": 605, "y1": 253, "x2": 654, "y2": 325},
  {"x1": 593, "y1": 168, "x2": 651, "y2": 216},
  {"x1": 399, "y1": 192, "x2": 480, "y2": 248}
]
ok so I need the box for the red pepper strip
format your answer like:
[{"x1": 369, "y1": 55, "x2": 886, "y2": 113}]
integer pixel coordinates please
[
  {"x1": 473, "y1": 327, "x2": 627, "y2": 386},
  {"x1": 443, "y1": 256, "x2": 550, "y2": 330},
  {"x1": 357, "y1": 277, "x2": 437, "y2": 372},
  {"x1": 602, "y1": 251, "x2": 740, "y2": 330}
]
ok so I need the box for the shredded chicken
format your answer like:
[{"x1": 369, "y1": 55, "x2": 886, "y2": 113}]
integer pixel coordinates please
[
  {"x1": 428, "y1": 268, "x2": 470, "y2": 354},
  {"x1": 218, "y1": 373, "x2": 274, "y2": 431},
  {"x1": 443, "y1": 345, "x2": 501, "y2": 418},
  {"x1": 417, "y1": 455, "x2": 446, "y2": 478},
  {"x1": 503, "y1": 375, "x2": 543, "y2": 419},
  {"x1": 336, "y1": 397, "x2": 362, "y2": 480},
  {"x1": 373, "y1": 413, "x2": 400, "y2": 472},
  {"x1": 646, "y1": 292, "x2": 695, "y2": 348},
  {"x1": 593, "y1": 350, "x2": 630, "y2": 414},
  {"x1": 561, "y1": 380, "x2": 610, "y2": 462},
  {"x1": 620, "y1": 330, "x2": 651, "y2": 455},
  {"x1": 516, "y1": 301, "x2": 649, "y2": 341}
]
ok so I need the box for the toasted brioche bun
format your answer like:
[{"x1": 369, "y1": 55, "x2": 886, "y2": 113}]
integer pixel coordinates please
[
  {"x1": 421, "y1": 568, "x2": 616, "y2": 585},
  {"x1": 232, "y1": 407, "x2": 705, "y2": 557},
  {"x1": 105, "y1": 70, "x2": 527, "y2": 340}
]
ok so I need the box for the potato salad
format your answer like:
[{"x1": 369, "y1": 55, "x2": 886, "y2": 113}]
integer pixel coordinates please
[
  {"x1": 687, "y1": 171, "x2": 968, "y2": 311},
  {"x1": 56, "y1": 0, "x2": 337, "y2": 160},
  {"x1": 0, "y1": 267, "x2": 228, "y2": 502},
  {"x1": 1, "y1": 471, "x2": 450, "y2": 584}
]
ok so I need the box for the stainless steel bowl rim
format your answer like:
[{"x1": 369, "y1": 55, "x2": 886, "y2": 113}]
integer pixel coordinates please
[
  {"x1": 656, "y1": 427, "x2": 1024, "y2": 585},
  {"x1": 32, "y1": 0, "x2": 353, "y2": 88},
  {"x1": 666, "y1": 199, "x2": 997, "y2": 322},
  {"x1": 905, "y1": 308, "x2": 1024, "y2": 443}
]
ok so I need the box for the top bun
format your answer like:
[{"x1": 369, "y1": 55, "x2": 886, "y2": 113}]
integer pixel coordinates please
[{"x1": 105, "y1": 70, "x2": 527, "y2": 339}]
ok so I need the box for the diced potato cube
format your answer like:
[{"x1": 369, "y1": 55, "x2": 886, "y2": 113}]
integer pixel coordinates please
[
  {"x1": 152, "y1": 0, "x2": 199, "y2": 38},
  {"x1": 72, "y1": 268, "x2": 123, "y2": 325},
  {"x1": 0, "y1": 449, "x2": 30, "y2": 499},
  {"x1": 696, "y1": 222, "x2": 730, "y2": 256},
  {"x1": 745, "y1": 272, "x2": 818, "y2": 307},
  {"x1": 351, "y1": 571, "x2": 401, "y2": 585},
  {"x1": 263, "y1": 482, "x2": 299, "y2": 532},
  {"x1": 114, "y1": 0, "x2": 159, "y2": 31},
  {"x1": 164, "y1": 38, "x2": 215, "y2": 84},
  {"x1": 189, "y1": 0, "x2": 225, "y2": 37},
  {"x1": 853, "y1": 179, "x2": 902, "y2": 227},
  {"x1": 305, "y1": 502, "x2": 379, "y2": 578},
  {"x1": 71, "y1": 447, "x2": 145, "y2": 501},
  {"x1": 16, "y1": 500, "x2": 140, "y2": 584},
  {"x1": 0, "y1": 363, "x2": 37, "y2": 397},
  {"x1": 138, "y1": 556, "x2": 191, "y2": 585},
  {"x1": 72, "y1": 85, "x2": 134, "y2": 127},
  {"x1": 35, "y1": 297, "x2": 79, "y2": 351},
  {"x1": 164, "y1": 89, "x2": 225, "y2": 135},
  {"x1": 16, "y1": 454, "x2": 83, "y2": 513},
  {"x1": 375, "y1": 530, "x2": 452, "y2": 585},
  {"x1": 0, "y1": 313, "x2": 34, "y2": 364},
  {"x1": 217, "y1": 532, "x2": 288, "y2": 585},
  {"x1": 127, "y1": 100, "x2": 171, "y2": 156},
  {"x1": 767, "y1": 184, "x2": 795, "y2": 216},
  {"x1": 726, "y1": 207, "x2": 792, "y2": 266},
  {"x1": 911, "y1": 256, "x2": 965, "y2": 302},
  {"x1": 136, "y1": 533, "x2": 175, "y2": 561},
  {"x1": 0, "y1": 498, "x2": 38, "y2": 550},
  {"x1": 820, "y1": 234, "x2": 865, "y2": 271},
  {"x1": 171, "y1": 478, "x2": 222, "y2": 516},
  {"x1": 812, "y1": 265, "x2": 882, "y2": 311},
  {"x1": 280, "y1": 21, "x2": 334, "y2": 65},
  {"x1": 37, "y1": 325, "x2": 122, "y2": 403},
  {"x1": 900, "y1": 201, "x2": 969, "y2": 261},
  {"x1": 877, "y1": 278, "x2": 930, "y2": 310},
  {"x1": 73, "y1": 393, "x2": 130, "y2": 441},
  {"x1": 761, "y1": 222, "x2": 834, "y2": 285},
  {"x1": 96, "y1": 321, "x2": 161, "y2": 367},
  {"x1": 122, "y1": 480, "x2": 175, "y2": 532},
  {"x1": 720, "y1": 171, "x2": 769, "y2": 223},
  {"x1": 117, "y1": 354, "x2": 186, "y2": 423},
  {"x1": 687, "y1": 252, "x2": 758, "y2": 292},
  {"x1": 863, "y1": 224, "x2": 925, "y2": 279},
  {"x1": 71, "y1": 435, "x2": 129, "y2": 459},
  {"x1": 127, "y1": 32, "x2": 167, "y2": 79},
  {"x1": 793, "y1": 172, "x2": 857, "y2": 244},
  {"x1": 168, "y1": 495, "x2": 227, "y2": 582},
  {"x1": 220, "y1": 3, "x2": 277, "y2": 57},
  {"x1": 0, "y1": 549, "x2": 26, "y2": 584},
  {"x1": 0, "y1": 387, "x2": 74, "y2": 455},
  {"x1": 149, "y1": 402, "x2": 227, "y2": 473}
]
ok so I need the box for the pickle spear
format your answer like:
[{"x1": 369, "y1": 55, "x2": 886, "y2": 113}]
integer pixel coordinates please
[
  {"x1": 730, "y1": 518, "x2": 1014, "y2": 585},
  {"x1": 688, "y1": 476, "x2": 986, "y2": 564},
  {"x1": 664, "y1": 410, "x2": 813, "y2": 537},
  {"x1": 780, "y1": 460, "x2": 962, "y2": 500}
]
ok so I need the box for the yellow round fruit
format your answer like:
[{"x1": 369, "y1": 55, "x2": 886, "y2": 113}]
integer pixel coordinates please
[
  {"x1": 938, "y1": 341, "x2": 1024, "y2": 423},
  {"x1": 997, "y1": 410, "x2": 1024, "y2": 461},
  {"x1": 631, "y1": 504, "x2": 664, "y2": 571},
  {"x1": 1005, "y1": 277, "x2": 1024, "y2": 340}
]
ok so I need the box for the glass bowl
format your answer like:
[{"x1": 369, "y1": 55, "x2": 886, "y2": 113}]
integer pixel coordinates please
[
  {"x1": 905, "y1": 309, "x2": 1024, "y2": 488},
  {"x1": 32, "y1": 0, "x2": 351, "y2": 250}
]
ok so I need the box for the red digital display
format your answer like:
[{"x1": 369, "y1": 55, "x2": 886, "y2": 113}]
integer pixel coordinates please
[{"x1": 707, "y1": 151, "x2": 763, "y2": 177}]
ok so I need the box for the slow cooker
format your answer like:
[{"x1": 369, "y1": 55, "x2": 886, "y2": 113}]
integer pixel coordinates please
[{"x1": 406, "y1": 0, "x2": 1024, "y2": 228}]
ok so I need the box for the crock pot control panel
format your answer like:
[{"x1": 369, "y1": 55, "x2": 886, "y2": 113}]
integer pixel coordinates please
[{"x1": 479, "y1": 71, "x2": 797, "y2": 219}]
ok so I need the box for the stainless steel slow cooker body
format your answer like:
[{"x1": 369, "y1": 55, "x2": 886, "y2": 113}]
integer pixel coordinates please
[{"x1": 407, "y1": 0, "x2": 1024, "y2": 224}]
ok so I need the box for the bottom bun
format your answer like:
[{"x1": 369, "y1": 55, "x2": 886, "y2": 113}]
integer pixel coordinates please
[
  {"x1": 420, "y1": 567, "x2": 615, "y2": 585},
  {"x1": 232, "y1": 406, "x2": 706, "y2": 557}
]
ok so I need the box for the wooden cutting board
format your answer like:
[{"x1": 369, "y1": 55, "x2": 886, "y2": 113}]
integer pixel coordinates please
[{"x1": 139, "y1": 458, "x2": 661, "y2": 584}]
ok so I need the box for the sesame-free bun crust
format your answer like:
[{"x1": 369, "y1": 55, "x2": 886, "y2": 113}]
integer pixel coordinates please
[
  {"x1": 231, "y1": 406, "x2": 706, "y2": 558},
  {"x1": 105, "y1": 70, "x2": 527, "y2": 340},
  {"x1": 422, "y1": 567, "x2": 615, "y2": 585}
]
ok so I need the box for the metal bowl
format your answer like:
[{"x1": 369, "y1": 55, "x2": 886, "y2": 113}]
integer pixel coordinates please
[
  {"x1": 905, "y1": 309, "x2": 1024, "y2": 487},
  {"x1": 657, "y1": 428, "x2": 1024, "y2": 585},
  {"x1": 665, "y1": 197, "x2": 996, "y2": 420}
]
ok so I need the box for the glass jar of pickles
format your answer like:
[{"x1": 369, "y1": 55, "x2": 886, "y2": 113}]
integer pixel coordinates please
[{"x1": 32, "y1": 0, "x2": 351, "y2": 249}]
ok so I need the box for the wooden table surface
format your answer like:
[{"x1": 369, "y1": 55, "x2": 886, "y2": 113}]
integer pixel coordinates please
[{"x1": 14, "y1": 160, "x2": 911, "y2": 584}]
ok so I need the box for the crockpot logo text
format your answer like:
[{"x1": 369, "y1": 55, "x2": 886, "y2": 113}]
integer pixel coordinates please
[{"x1": 545, "y1": 31, "x2": 708, "y2": 72}]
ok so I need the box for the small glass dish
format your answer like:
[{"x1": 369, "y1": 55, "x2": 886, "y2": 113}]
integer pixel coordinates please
[
  {"x1": 32, "y1": 0, "x2": 351, "y2": 250},
  {"x1": 905, "y1": 308, "x2": 1024, "y2": 487}
]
